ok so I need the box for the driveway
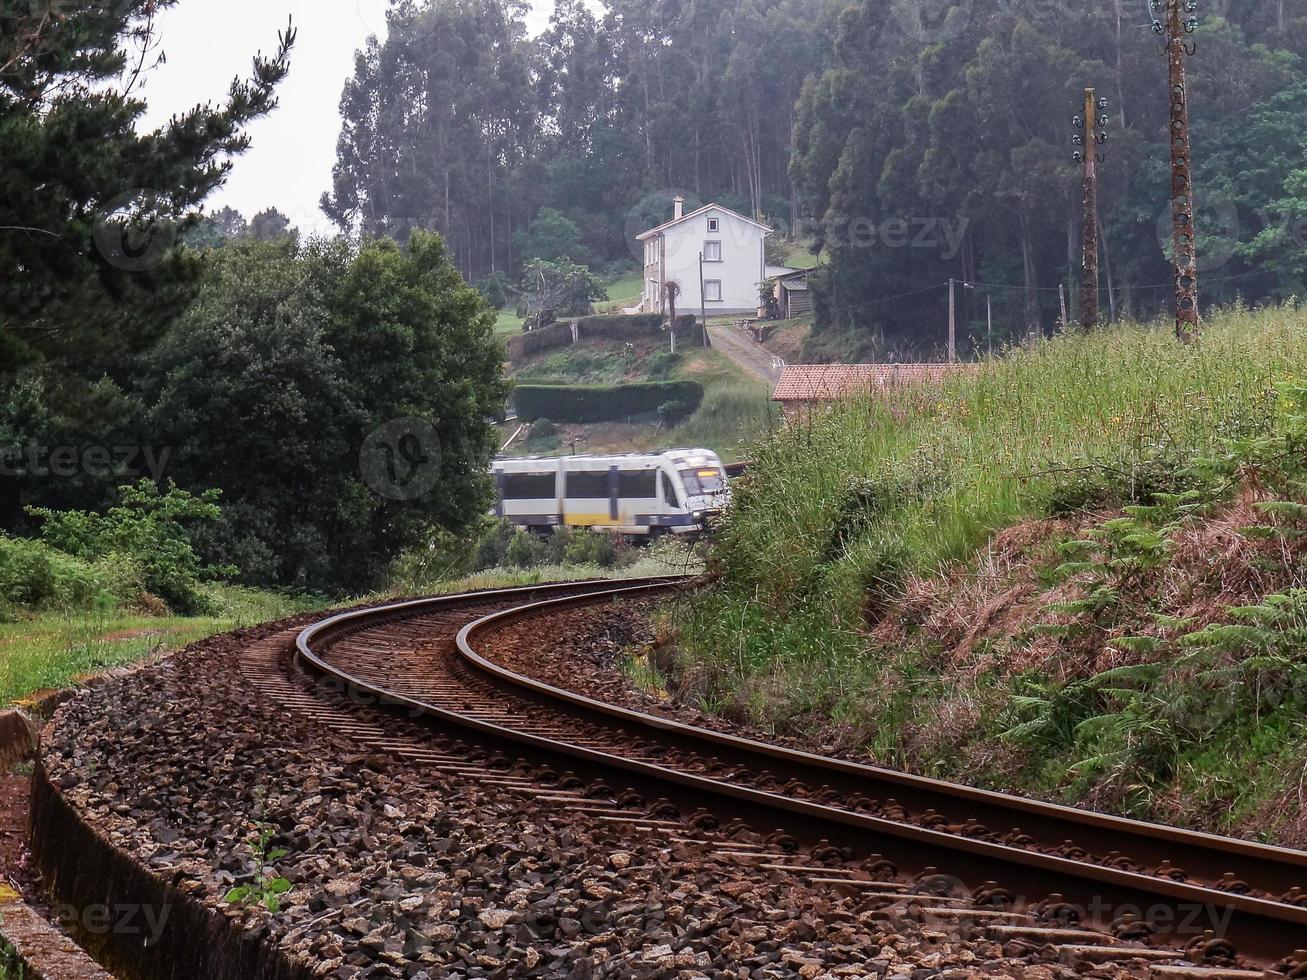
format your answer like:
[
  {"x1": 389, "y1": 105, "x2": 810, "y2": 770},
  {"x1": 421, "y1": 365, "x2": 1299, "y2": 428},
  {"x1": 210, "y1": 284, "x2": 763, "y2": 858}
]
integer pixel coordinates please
[{"x1": 707, "y1": 322, "x2": 785, "y2": 386}]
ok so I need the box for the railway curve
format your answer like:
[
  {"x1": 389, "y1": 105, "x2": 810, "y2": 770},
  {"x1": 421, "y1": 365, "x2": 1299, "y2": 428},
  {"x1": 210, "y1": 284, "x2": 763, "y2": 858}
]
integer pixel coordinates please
[{"x1": 288, "y1": 577, "x2": 1307, "y2": 974}]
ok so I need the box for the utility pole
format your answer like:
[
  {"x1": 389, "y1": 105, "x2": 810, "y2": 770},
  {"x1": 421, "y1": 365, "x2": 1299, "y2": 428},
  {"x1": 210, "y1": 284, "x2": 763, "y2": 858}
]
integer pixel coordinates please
[
  {"x1": 1155, "y1": 0, "x2": 1199, "y2": 342},
  {"x1": 1074, "y1": 88, "x2": 1108, "y2": 330},
  {"x1": 948, "y1": 278, "x2": 957, "y2": 363},
  {"x1": 987, "y1": 294, "x2": 993, "y2": 357}
]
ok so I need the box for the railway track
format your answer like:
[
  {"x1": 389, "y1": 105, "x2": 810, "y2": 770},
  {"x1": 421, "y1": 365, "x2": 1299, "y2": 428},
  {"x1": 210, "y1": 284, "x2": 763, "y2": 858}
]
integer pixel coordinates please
[{"x1": 252, "y1": 577, "x2": 1307, "y2": 976}]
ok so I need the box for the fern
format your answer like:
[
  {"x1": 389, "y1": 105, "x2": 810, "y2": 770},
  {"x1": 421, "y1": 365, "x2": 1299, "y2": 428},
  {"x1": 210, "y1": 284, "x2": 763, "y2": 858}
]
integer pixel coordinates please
[
  {"x1": 1109, "y1": 635, "x2": 1162, "y2": 656},
  {"x1": 1255, "y1": 500, "x2": 1307, "y2": 521}
]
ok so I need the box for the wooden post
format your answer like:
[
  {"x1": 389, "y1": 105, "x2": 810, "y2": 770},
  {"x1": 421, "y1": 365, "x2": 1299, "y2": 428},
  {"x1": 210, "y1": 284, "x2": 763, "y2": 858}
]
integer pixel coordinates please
[
  {"x1": 1081, "y1": 87, "x2": 1101, "y2": 330},
  {"x1": 1059, "y1": 282, "x2": 1068, "y2": 331},
  {"x1": 948, "y1": 278, "x2": 957, "y2": 363}
]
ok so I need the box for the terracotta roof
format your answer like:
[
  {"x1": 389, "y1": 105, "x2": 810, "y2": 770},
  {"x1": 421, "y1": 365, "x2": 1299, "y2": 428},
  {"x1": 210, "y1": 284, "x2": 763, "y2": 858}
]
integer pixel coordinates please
[
  {"x1": 637, "y1": 203, "x2": 772, "y2": 240},
  {"x1": 771, "y1": 363, "x2": 979, "y2": 402}
]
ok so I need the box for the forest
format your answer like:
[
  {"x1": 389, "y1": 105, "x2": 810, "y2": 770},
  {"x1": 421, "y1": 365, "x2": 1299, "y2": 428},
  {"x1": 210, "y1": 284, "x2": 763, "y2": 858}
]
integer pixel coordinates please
[
  {"x1": 324, "y1": 0, "x2": 1307, "y2": 357},
  {"x1": 6, "y1": 0, "x2": 1307, "y2": 599}
]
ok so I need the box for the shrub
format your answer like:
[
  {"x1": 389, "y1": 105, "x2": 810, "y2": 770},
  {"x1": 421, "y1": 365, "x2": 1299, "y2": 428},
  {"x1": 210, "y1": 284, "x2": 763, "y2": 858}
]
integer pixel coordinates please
[
  {"x1": 504, "y1": 529, "x2": 546, "y2": 568},
  {"x1": 515, "y1": 381, "x2": 704, "y2": 424},
  {"x1": 563, "y1": 529, "x2": 618, "y2": 568},
  {"x1": 529, "y1": 418, "x2": 558, "y2": 440},
  {"x1": 646, "y1": 349, "x2": 682, "y2": 380},
  {"x1": 471, "y1": 520, "x2": 518, "y2": 571},
  {"x1": 26, "y1": 480, "x2": 232, "y2": 614},
  {"x1": 658, "y1": 398, "x2": 697, "y2": 426},
  {"x1": 0, "y1": 535, "x2": 114, "y2": 612},
  {"x1": 476, "y1": 271, "x2": 511, "y2": 309}
]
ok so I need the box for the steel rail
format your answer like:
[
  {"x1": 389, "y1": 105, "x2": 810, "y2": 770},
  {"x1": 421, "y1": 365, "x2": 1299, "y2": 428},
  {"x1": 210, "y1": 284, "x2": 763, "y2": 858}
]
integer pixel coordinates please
[{"x1": 296, "y1": 578, "x2": 1307, "y2": 965}]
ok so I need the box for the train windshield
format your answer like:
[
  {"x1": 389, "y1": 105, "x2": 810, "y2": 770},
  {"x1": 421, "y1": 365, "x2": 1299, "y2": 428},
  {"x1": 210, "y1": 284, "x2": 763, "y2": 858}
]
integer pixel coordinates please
[{"x1": 680, "y1": 468, "x2": 726, "y2": 495}]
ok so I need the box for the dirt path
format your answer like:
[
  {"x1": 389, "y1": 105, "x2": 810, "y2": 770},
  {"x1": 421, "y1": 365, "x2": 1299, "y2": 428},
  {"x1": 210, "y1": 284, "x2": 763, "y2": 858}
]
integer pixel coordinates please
[{"x1": 707, "y1": 321, "x2": 785, "y2": 385}]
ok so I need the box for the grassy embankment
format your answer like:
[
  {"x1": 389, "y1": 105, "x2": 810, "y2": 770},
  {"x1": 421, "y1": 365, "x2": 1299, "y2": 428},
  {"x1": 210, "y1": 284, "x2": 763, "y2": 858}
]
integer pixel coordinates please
[
  {"x1": 0, "y1": 585, "x2": 317, "y2": 707},
  {"x1": 666, "y1": 306, "x2": 1307, "y2": 844}
]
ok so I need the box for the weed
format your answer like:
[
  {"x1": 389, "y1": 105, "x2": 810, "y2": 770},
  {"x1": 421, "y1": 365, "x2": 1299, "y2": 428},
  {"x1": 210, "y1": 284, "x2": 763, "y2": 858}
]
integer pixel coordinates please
[{"x1": 224, "y1": 823, "x2": 293, "y2": 913}]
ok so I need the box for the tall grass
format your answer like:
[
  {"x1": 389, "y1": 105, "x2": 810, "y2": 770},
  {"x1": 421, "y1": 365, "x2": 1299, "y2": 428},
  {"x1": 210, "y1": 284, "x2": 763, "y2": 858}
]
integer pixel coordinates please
[
  {"x1": 673, "y1": 306, "x2": 1307, "y2": 734},
  {"x1": 672, "y1": 349, "x2": 779, "y2": 459}
]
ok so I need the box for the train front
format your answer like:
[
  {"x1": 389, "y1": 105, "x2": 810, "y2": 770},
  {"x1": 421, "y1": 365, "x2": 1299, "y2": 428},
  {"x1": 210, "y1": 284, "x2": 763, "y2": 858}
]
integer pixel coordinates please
[{"x1": 677, "y1": 454, "x2": 732, "y2": 531}]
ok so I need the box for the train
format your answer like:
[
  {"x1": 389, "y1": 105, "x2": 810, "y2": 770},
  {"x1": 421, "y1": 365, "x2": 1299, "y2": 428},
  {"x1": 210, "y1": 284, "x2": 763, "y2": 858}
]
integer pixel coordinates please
[{"x1": 492, "y1": 449, "x2": 731, "y2": 536}]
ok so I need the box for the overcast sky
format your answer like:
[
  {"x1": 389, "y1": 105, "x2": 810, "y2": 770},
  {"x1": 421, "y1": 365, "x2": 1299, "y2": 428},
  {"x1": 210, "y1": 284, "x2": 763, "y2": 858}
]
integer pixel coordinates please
[{"x1": 138, "y1": 1, "x2": 576, "y2": 235}]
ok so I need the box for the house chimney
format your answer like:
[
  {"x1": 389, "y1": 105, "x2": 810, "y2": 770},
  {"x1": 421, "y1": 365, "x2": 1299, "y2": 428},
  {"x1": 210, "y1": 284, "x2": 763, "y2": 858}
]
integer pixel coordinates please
[{"x1": 673, "y1": 195, "x2": 685, "y2": 220}]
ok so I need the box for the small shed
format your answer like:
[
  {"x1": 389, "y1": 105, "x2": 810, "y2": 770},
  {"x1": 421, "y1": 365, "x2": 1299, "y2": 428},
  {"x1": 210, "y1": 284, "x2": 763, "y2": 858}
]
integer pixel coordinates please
[{"x1": 775, "y1": 270, "x2": 812, "y2": 319}]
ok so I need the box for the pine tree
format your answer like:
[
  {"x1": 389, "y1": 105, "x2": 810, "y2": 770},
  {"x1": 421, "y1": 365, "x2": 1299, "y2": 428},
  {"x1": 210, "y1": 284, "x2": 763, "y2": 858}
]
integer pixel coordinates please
[{"x1": 0, "y1": 1, "x2": 295, "y2": 374}]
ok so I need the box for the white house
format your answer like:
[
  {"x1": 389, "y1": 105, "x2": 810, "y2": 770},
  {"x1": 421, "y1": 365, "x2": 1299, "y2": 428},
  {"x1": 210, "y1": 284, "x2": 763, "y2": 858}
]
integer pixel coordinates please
[{"x1": 636, "y1": 198, "x2": 771, "y2": 316}]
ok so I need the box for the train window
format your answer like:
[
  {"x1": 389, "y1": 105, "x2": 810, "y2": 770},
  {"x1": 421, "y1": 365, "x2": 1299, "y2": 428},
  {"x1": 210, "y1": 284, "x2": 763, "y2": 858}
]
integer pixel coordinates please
[
  {"x1": 618, "y1": 470, "x2": 657, "y2": 498},
  {"x1": 502, "y1": 473, "x2": 558, "y2": 500},
  {"x1": 566, "y1": 471, "x2": 610, "y2": 498},
  {"x1": 662, "y1": 473, "x2": 681, "y2": 508},
  {"x1": 680, "y1": 468, "x2": 726, "y2": 495}
]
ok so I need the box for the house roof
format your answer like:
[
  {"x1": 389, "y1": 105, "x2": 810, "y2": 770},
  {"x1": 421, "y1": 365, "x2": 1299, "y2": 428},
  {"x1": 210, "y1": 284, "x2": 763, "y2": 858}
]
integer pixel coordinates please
[
  {"x1": 766, "y1": 264, "x2": 801, "y2": 279},
  {"x1": 781, "y1": 279, "x2": 809, "y2": 292},
  {"x1": 771, "y1": 363, "x2": 979, "y2": 403},
  {"x1": 637, "y1": 203, "x2": 773, "y2": 241}
]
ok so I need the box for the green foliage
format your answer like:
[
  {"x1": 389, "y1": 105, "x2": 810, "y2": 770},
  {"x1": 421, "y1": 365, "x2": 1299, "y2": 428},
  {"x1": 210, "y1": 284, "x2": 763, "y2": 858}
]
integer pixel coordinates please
[
  {"x1": 522, "y1": 258, "x2": 608, "y2": 325},
  {"x1": 506, "y1": 315, "x2": 700, "y2": 361},
  {"x1": 0, "y1": 535, "x2": 113, "y2": 615},
  {"x1": 562, "y1": 529, "x2": 618, "y2": 569},
  {"x1": 141, "y1": 233, "x2": 509, "y2": 592},
  {"x1": 1, "y1": 3, "x2": 294, "y2": 371},
  {"x1": 324, "y1": 0, "x2": 838, "y2": 282},
  {"x1": 504, "y1": 529, "x2": 547, "y2": 569},
  {"x1": 249, "y1": 208, "x2": 296, "y2": 243},
  {"x1": 224, "y1": 824, "x2": 293, "y2": 914},
  {"x1": 674, "y1": 312, "x2": 1307, "y2": 800},
  {"x1": 26, "y1": 481, "x2": 229, "y2": 615},
  {"x1": 514, "y1": 382, "x2": 704, "y2": 424},
  {"x1": 791, "y1": 5, "x2": 1307, "y2": 354},
  {"x1": 514, "y1": 208, "x2": 594, "y2": 266},
  {"x1": 477, "y1": 271, "x2": 512, "y2": 310},
  {"x1": 528, "y1": 418, "x2": 558, "y2": 441}
]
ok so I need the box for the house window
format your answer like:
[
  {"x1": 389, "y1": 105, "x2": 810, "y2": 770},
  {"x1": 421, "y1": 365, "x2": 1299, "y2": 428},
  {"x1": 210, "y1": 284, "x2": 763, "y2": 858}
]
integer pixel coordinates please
[
  {"x1": 703, "y1": 241, "x2": 722, "y2": 262},
  {"x1": 704, "y1": 280, "x2": 723, "y2": 303},
  {"x1": 708, "y1": 218, "x2": 720, "y2": 233}
]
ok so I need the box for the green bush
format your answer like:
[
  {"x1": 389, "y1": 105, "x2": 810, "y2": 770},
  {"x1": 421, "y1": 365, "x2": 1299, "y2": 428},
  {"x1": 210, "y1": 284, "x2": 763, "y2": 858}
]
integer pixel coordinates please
[
  {"x1": 0, "y1": 535, "x2": 113, "y2": 612},
  {"x1": 515, "y1": 381, "x2": 704, "y2": 423},
  {"x1": 26, "y1": 480, "x2": 232, "y2": 614},
  {"x1": 528, "y1": 418, "x2": 558, "y2": 440},
  {"x1": 504, "y1": 529, "x2": 547, "y2": 569},
  {"x1": 563, "y1": 529, "x2": 619, "y2": 568},
  {"x1": 646, "y1": 350, "x2": 682, "y2": 380}
]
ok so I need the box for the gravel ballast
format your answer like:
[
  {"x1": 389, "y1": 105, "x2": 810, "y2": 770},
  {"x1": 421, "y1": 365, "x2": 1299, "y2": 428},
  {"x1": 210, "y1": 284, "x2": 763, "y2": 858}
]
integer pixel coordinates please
[{"x1": 36, "y1": 609, "x2": 1171, "y2": 979}]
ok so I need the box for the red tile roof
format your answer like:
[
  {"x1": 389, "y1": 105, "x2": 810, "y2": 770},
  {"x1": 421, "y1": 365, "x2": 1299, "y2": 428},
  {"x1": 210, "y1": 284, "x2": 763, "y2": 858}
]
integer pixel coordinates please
[{"x1": 771, "y1": 363, "x2": 979, "y2": 402}]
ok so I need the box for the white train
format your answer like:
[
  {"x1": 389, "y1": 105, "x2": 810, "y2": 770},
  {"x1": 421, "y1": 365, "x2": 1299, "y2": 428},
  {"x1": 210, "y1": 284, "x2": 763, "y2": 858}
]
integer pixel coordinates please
[{"x1": 492, "y1": 449, "x2": 731, "y2": 536}]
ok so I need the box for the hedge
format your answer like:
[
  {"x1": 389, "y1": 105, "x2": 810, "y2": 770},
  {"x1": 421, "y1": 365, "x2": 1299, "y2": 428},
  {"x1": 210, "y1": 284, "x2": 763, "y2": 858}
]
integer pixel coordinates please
[
  {"x1": 514, "y1": 381, "x2": 705, "y2": 424},
  {"x1": 506, "y1": 314, "x2": 704, "y2": 361}
]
